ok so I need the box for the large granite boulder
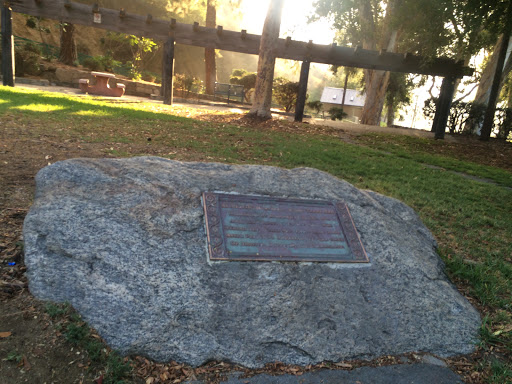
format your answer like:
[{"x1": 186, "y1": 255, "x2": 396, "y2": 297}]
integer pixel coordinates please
[{"x1": 23, "y1": 157, "x2": 480, "y2": 368}]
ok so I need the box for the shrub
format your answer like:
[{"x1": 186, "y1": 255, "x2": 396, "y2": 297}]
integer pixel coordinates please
[
  {"x1": 14, "y1": 42, "x2": 42, "y2": 77},
  {"x1": 82, "y1": 57, "x2": 104, "y2": 72},
  {"x1": 423, "y1": 98, "x2": 510, "y2": 139},
  {"x1": 174, "y1": 73, "x2": 200, "y2": 94},
  {"x1": 329, "y1": 107, "x2": 348, "y2": 121},
  {"x1": 23, "y1": 41, "x2": 42, "y2": 55},
  {"x1": 307, "y1": 100, "x2": 323, "y2": 115},
  {"x1": 273, "y1": 77, "x2": 300, "y2": 112},
  {"x1": 141, "y1": 71, "x2": 156, "y2": 83},
  {"x1": 230, "y1": 69, "x2": 257, "y2": 101}
]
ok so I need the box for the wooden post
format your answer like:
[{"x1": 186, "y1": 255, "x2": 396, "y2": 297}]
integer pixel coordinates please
[
  {"x1": 162, "y1": 37, "x2": 175, "y2": 105},
  {"x1": 294, "y1": 59, "x2": 310, "y2": 122},
  {"x1": 1, "y1": 4, "x2": 15, "y2": 86},
  {"x1": 432, "y1": 76, "x2": 456, "y2": 139}
]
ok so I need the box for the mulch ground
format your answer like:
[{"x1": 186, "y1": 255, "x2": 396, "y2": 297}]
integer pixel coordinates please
[{"x1": 1, "y1": 110, "x2": 510, "y2": 383}]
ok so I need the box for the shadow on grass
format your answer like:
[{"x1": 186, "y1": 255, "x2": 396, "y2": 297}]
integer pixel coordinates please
[{"x1": 0, "y1": 86, "x2": 188, "y2": 123}]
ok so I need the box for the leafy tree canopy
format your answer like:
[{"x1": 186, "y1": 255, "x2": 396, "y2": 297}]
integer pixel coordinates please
[
  {"x1": 273, "y1": 78, "x2": 301, "y2": 112},
  {"x1": 312, "y1": 0, "x2": 504, "y2": 60}
]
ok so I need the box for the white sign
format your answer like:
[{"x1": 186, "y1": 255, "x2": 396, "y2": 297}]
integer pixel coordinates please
[{"x1": 93, "y1": 13, "x2": 101, "y2": 24}]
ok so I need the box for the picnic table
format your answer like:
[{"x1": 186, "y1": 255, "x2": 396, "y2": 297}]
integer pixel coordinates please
[{"x1": 79, "y1": 71, "x2": 125, "y2": 97}]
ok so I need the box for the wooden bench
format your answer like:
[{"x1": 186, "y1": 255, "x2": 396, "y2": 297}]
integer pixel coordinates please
[{"x1": 79, "y1": 71, "x2": 125, "y2": 97}]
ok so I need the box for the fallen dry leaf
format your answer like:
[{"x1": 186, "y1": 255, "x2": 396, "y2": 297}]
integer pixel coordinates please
[
  {"x1": 0, "y1": 332, "x2": 12, "y2": 338},
  {"x1": 22, "y1": 355, "x2": 31, "y2": 371}
]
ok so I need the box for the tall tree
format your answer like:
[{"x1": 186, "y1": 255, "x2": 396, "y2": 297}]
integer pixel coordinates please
[
  {"x1": 481, "y1": 1, "x2": 512, "y2": 140},
  {"x1": 385, "y1": 73, "x2": 415, "y2": 126},
  {"x1": 204, "y1": 0, "x2": 217, "y2": 95},
  {"x1": 59, "y1": 23, "x2": 77, "y2": 65},
  {"x1": 314, "y1": 0, "x2": 497, "y2": 127},
  {"x1": 315, "y1": 0, "x2": 401, "y2": 125},
  {"x1": 249, "y1": 0, "x2": 285, "y2": 119},
  {"x1": 474, "y1": 35, "x2": 512, "y2": 106}
]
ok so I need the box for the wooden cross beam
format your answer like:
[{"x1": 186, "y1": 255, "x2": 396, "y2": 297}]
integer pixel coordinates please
[{"x1": 9, "y1": 0, "x2": 472, "y2": 78}]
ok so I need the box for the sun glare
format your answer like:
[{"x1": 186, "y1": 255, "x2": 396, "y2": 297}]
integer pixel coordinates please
[{"x1": 239, "y1": 0, "x2": 335, "y2": 45}]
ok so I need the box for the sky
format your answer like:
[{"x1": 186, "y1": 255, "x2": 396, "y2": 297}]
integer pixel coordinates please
[{"x1": 239, "y1": 0, "x2": 335, "y2": 45}]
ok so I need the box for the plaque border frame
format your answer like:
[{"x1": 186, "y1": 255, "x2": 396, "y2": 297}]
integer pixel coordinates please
[{"x1": 203, "y1": 192, "x2": 369, "y2": 263}]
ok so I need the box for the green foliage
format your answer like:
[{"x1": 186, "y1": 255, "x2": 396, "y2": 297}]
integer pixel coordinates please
[
  {"x1": 500, "y1": 70, "x2": 512, "y2": 108},
  {"x1": 101, "y1": 32, "x2": 157, "y2": 79},
  {"x1": 328, "y1": 66, "x2": 362, "y2": 90},
  {"x1": 23, "y1": 41, "x2": 42, "y2": 56},
  {"x1": 65, "y1": 322, "x2": 89, "y2": 344},
  {"x1": 328, "y1": 107, "x2": 347, "y2": 120},
  {"x1": 307, "y1": 100, "x2": 323, "y2": 115},
  {"x1": 25, "y1": 16, "x2": 50, "y2": 34},
  {"x1": 423, "y1": 98, "x2": 511, "y2": 139},
  {"x1": 385, "y1": 73, "x2": 415, "y2": 125},
  {"x1": 40, "y1": 300, "x2": 132, "y2": 382},
  {"x1": 174, "y1": 73, "x2": 201, "y2": 94},
  {"x1": 5, "y1": 351, "x2": 23, "y2": 363},
  {"x1": 45, "y1": 302, "x2": 70, "y2": 318},
  {"x1": 82, "y1": 55, "x2": 121, "y2": 73},
  {"x1": 230, "y1": 69, "x2": 257, "y2": 101},
  {"x1": 127, "y1": 61, "x2": 142, "y2": 81},
  {"x1": 313, "y1": 0, "x2": 502, "y2": 61},
  {"x1": 273, "y1": 78, "x2": 301, "y2": 112},
  {"x1": 104, "y1": 354, "x2": 132, "y2": 384},
  {"x1": 487, "y1": 359, "x2": 512, "y2": 384},
  {"x1": 82, "y1": 57, "x2": 103, "y2": 72},
  {"x1": 141, "y1": 71, "x2": 157, "y2": 83},
  {"x1": 14, "y1": 42, "x2": 43, "y2": 77}
]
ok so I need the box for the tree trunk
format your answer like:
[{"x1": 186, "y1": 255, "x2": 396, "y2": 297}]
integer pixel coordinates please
[
  {"x1": 360, "y1": 69, "x2": 392, "y2": 125},
  {"x1": 59, "y1": 23, "x2": 77, "y2": 66},
  {"x1": 358, "y1": 0, "x2": 376, "y2": 50},
  {"x1": 481, "y1": 11, "x2": 512, "y2": 141},
  {"x1": 341, "y1": 71, "x2": 349, "y2": 108},
  {"x1": 386, "y1": 98, "x2": 395, "y2": 127},
  {"x1": 204, "y1": 0, "x2": 216, "y2": 95},
  {"x1": 249, "y1": 0, "x2": 285, "y2": 119},
  {"x1": 359, "y1": 0, "x2": 399, "y2": 126},
  {"x1": 474, "y1": 35, "x2": 512, "y2": 105}
]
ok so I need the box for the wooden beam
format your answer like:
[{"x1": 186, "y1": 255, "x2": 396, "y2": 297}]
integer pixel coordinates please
[
  {"x1": 1, "y1": 4, "x2": 15, "y2": 87},
  {"x1": 294, "y1": 60, "x2": 310, "y2": 122},
  {"x1": 9, "y1": 0, "x2": 473, "y2": 78},
  {"x1": 162, "y1": 37, "x2": 175, "y2": 105},
  {"x1": 432, "y1": 76, "x2": 456, "y2": 139}
]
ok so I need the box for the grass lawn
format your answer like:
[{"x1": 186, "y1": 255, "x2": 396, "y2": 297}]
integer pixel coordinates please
[{"x1": 0, "y1": 86, "x2": 511, "y2": 383}]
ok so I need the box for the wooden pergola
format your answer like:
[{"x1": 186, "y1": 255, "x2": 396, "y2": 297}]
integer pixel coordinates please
[{"x1": 2, "y1": 0, "x2": 473, "y2": 138}]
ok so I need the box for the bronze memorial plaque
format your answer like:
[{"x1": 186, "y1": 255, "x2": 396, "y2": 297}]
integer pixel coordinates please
[{"x1": 203, "y1": 192, "x2": 368, "y2": 263}]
